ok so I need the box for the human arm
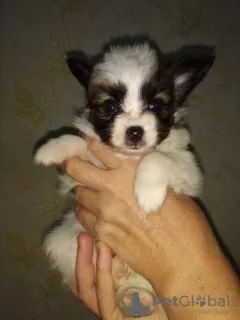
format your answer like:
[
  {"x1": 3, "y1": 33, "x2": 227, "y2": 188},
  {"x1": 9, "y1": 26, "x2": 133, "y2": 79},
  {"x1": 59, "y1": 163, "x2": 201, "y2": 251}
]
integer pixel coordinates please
[{"x1": 64, "y1": 139, "x2": 240, "y2": 319}]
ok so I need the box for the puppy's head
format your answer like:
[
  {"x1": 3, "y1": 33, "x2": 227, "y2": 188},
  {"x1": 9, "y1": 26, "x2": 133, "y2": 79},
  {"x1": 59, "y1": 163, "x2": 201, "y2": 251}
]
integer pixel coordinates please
[{"x1": 67, "y1": 43, "x2": 214, "y2": 154}]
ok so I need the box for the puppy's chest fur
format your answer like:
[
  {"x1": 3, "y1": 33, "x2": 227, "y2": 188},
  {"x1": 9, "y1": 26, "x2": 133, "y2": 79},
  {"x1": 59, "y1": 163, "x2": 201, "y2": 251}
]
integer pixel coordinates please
[{"x1": 36, "y1": 115, "x2": 203, "y2": 214}]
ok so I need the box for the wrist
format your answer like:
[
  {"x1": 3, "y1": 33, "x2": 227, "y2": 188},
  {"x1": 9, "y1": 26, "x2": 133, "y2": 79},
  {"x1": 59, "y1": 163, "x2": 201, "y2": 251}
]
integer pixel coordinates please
[{"x1": 150, "y1": 251, "x2": 240, "y2": 320}]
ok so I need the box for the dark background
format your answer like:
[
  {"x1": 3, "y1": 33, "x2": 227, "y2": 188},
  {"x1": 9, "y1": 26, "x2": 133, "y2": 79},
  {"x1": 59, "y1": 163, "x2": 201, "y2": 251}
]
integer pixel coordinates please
[{"x1": 1, "y1": 0, "x2": 239, "y2": 319}]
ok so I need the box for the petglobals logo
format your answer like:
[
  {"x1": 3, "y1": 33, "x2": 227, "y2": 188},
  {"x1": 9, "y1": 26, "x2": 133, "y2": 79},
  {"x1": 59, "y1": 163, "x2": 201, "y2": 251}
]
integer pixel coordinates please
[
  {"x1": 153, "y1": 295, "x2": 240, "y2": 308},
  {"x1": 124, "y1": 293, "x2": 240, "y2": 317}
]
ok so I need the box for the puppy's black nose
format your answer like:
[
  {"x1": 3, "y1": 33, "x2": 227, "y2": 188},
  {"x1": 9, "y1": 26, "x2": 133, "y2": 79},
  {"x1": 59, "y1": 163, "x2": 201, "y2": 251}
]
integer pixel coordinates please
[{"x1": 126, "y1": 126, "x2": 144, "y2": 144}]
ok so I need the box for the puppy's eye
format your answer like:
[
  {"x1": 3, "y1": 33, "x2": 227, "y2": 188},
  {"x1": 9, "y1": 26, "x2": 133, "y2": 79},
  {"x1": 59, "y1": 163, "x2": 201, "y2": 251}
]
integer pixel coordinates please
[
  {"x1": 101, "y1": 99, "x2": 118, "y2": 116},
  {"x1": 147, "y1": 99, "x2": 165, "y2": 113}
]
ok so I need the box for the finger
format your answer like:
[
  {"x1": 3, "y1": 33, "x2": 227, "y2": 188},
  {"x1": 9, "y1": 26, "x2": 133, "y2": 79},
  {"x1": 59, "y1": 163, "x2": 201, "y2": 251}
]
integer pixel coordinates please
[
  {"x1": 88, "y1": 139, "x2": 121, "y2": 169},
  {"x1": 68, "y1": 282, "x2": 79, "y2": 298},
  {"x1": 64, "y1": 157, "x2": 107, "y2": 191},
  {"x1": 96, "y1": 242, "x2": 123, "y2": 320},
  {"x1": 76, "y1": 206, "x2": 99, "y2": 239},
  {"x1": 76, "y1": 233, "x2": 100, "y2": 316},
  {"x1": 76, "y1": 187, "x2": 100, "y2": 214}
]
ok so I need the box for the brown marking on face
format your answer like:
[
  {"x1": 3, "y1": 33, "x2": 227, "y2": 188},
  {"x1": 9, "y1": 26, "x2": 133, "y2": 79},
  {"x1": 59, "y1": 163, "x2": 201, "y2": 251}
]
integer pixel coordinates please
[
  {"x1": 154, "y1": 91, "x2": 172, "y2": 104},
  {"x1": 88, "y1": 81, "x2": 111, "y2": 107},
  {"x1": 90, "y1": 92, "x2": 112, "y2": 105},
  {"x1": 89, "y1": 71, "x2": 109, "y2": 87},
  {"x1": 89, "y1": 79, "x2": 127, "y2": 106}
]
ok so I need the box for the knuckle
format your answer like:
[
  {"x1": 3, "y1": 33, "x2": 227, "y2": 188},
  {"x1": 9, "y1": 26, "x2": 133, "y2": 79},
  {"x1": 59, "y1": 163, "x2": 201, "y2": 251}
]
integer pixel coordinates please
[
  {"x1": 64, "y1": 158, "x2": 78, "y2": 176},
  {"x1": 95, "y1": 220, "x2": 111, "y2": 240},
  {"x1": 98, "y1": 221, "x2": 117, "y2": 240},
  {"x1": 77, "y1": 187, "x2": 86, "y2": 199},
  {"x1": 95, "y1": 220, "x2": 104, "y2": 238}
]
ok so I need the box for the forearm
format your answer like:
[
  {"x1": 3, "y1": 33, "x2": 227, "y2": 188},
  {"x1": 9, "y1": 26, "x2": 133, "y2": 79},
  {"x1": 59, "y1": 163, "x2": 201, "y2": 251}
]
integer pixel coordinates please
[
  {"x1": 99, "y1": 192, "x2": 240, "y2": 320},
  {"x1": 150, "y1": 240, "x2": 240, "y2": 319},
  {"x1": 123, "y1": 195, "x2": 240, "y2": 319}
]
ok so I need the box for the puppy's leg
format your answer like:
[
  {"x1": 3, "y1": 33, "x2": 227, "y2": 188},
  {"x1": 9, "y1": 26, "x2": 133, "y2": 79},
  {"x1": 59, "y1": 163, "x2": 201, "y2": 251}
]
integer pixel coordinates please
[
  {"x1": 34, "y1": 135, "x2": 89, "y2": 166},
  {"x1": 36, "y1": 133, "x2": 159, "y2": 316},
  {"x1": 43, "y1": 210, "x2": 94, "y2": 284},
  {"x1": 135, "y1": 150, "x2": 202, "y2": 214},
  {"x1": 34, "y1": 134, "x2": 105, "y2": 196},
  {"x1": 35, "y1": 133, "x2": 105, "y2": 167},
  {"x1": 44, "y1": 213, "x2": 156, "y2": 316}
]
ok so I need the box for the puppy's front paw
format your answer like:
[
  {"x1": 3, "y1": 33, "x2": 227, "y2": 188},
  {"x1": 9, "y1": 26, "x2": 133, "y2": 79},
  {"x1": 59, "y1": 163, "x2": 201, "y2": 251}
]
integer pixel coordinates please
[
  {"x1": 134, "y1": 180, "x2": 167, "y2": 214},
  {"x1": 34, "y1": 140, "x2": 63, "y2": 165},
  {"x1": 134, "y1": 153, "x2": 169, "y2": 214},
  {"x1": 34, "y1": 135, "x2": 87, "y2": 166}
]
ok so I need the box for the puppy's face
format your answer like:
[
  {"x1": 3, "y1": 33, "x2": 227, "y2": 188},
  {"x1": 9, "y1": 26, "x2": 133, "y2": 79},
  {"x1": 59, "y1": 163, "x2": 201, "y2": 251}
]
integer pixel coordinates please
[{"x1": 67, "y1": 43, "x2": 214, "y2": 154}]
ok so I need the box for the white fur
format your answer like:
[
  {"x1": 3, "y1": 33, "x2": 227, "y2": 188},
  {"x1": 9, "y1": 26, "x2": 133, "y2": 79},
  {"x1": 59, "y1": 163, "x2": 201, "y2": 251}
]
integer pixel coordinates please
[
  {"x1": 43, "y1": 210, "x2": 156, "y2": 313},
  {"x1": 57, "y1": 174, "x2": 81, "y2": 196},
  {"x1": 73, "y1": 116, "x2": 99, "y2": 139},
  {"x1": 34, "y1": 44, "x2": 203, "y2": 316},
  {"x1": 158, "y1": 128, "x2": 202, "y2": 197},
  {"x1": 35, "y1": 135, "x2": 88, "y2": 165},
  {"x1": 34, "y1": 119, "x2": 202, "y2": 311},
  {"x1": 94, "y1": 44, "x2": 159, "y2": 155},
  {"x1": 111, "y1": 112, "x2": 158, "y2": 153},
  {"x1": 43, "y1": 210, "x2": 87, "y2": 283},
  {"x1": 135, "y1": 128, "x2": 202, "y2": 213},
  {"x1": 35, "y1": 134, "x2": 104, "y2": 168},
  {"x1": 94, "y1": 44, "x2": 157, "y2": 117}
]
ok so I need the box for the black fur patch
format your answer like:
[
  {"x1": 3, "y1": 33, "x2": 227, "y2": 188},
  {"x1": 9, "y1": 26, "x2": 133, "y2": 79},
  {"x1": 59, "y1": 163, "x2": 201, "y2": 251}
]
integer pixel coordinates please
[
  {"x1": 141, "y1": 71, "x2": 175, "y2": 143},
  {"x1": 106, "y1": 82, "x2": 127, "y2": 105},
  {"x1": 89, "y1": 108, "x2": 123, "y2": 146},
  {"x1": 141, "y1": 71, "x2": 172, "y2": 105},
  {"x1": 88, "y1": 82, "x2": 126, "y2": 145},
  {"x1": 89, "y1": 82, "x2": 127, "y2": 105},
  {"x1": 66, "y1": 44, "x2": 214, "y2": 149}
]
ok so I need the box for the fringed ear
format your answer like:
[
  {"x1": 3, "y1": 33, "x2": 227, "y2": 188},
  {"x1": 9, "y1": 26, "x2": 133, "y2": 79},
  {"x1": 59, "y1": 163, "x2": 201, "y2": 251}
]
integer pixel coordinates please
[
  {"x1": 66, "y1": 57, "x2": 92, "y2": 88},
  {"x1": 171, "y1": 53, "x2": 215, "y2": 104}
]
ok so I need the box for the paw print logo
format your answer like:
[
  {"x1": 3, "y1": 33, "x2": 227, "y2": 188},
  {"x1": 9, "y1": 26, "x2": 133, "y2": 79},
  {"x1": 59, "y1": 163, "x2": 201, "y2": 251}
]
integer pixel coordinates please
[{"x1": 196, "y1": 296, "x2": 206, "y2": 307}]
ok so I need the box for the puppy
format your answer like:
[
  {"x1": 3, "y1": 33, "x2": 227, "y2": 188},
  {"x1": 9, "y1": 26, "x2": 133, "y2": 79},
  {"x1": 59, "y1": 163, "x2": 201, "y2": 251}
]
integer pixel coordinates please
[{"x1": 34, "y1": 41, "x2": 214, "y2": 316}]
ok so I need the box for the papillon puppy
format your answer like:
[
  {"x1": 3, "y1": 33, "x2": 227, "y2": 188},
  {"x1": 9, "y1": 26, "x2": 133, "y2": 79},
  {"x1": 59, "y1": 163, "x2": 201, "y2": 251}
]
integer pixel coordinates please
[{"x1": 34, "y1": 40, "x2": 214, "y2": 316}]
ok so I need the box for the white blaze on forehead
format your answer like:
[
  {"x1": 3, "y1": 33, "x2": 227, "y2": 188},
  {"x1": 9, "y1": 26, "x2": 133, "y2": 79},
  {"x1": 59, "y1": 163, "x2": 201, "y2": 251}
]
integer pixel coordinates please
[{"x1": 94, "y1": 44, "x2": 158, "y2": 116}]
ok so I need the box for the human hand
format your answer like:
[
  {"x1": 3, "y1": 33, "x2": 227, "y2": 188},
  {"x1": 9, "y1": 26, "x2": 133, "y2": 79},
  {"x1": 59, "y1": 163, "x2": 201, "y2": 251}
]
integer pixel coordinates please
[
  {"x1": 64, "y1": 139, "x2": 240, "y2": 319},
  {"x1": 68, "y1": 233, "x2": 168, "y2": 320}
]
